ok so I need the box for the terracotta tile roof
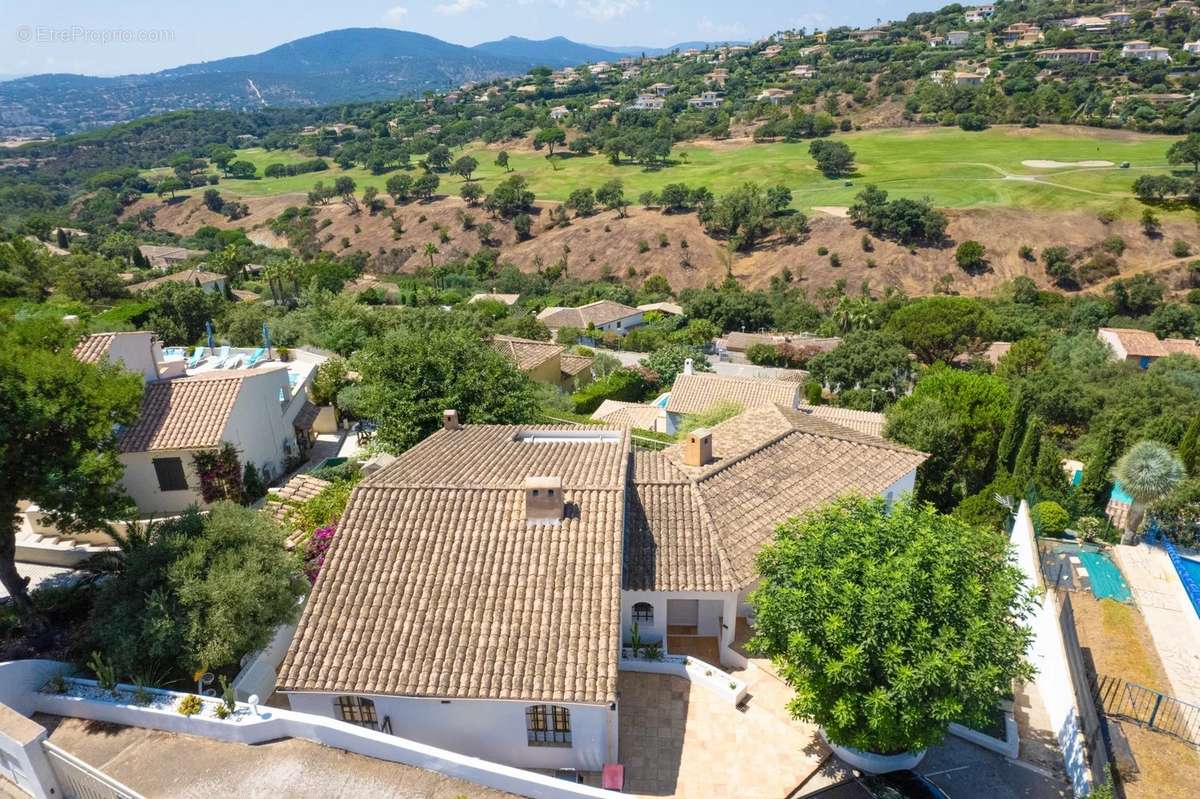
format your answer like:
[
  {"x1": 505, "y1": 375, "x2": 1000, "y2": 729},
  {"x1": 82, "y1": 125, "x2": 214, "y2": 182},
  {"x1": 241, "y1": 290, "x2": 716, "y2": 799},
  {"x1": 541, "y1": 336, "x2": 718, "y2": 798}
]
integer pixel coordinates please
[
  {"x1": 625, "y1": 452, "x2": 737, "y2": 592},
  {"x1": 656, "y1": 405, "x2": 926, "y2": 584},
  {"x1": 591, "y1": 400, "x2": 663, "y2": 431},
  {"x1": 1100, "y1": 327, "x2": 1168, "y2": 358},
  {"x1": 1162, "y1": 338, "x2": 1200, "y2": 358},
  {"x1": 128, "y1": 268, "x2": 226, "y2": 293},
  {"x1": 137, "y1": 244, "x2": 207, "y2": 268},
  {"x1": 264, "y1": 473, "x2": 333, "y2": 547},
  {"x1": 536, "y1": 300, "x2": 640, "y2": 329},
  {"x1": 636, "y1": 302, "x2": 684, "y2": 315},
  {"x1": 118, "y1": 373, "x2": 247, "y2": 453},
  {"x1": 278, "y1": 425, "x2": 628, "y2": 704},
  {"x1": 796, "y1": 404, "x2": 887, "y2": 438},
  {"x1": 665, "y1": 372, "x2": 800, "y2": 415},
  {"x1": 560, "y1": 353, "x2": 595, "y2": 377},
  {"x1": 489, "y1": 335, "x2": 562, "y2": 372},
  {"x1": 72, "y1": 332, "x2": 116, "y2": 364},
  {"x1": 469, "y1": 292, "x2": 521, "y2": 306},
  {"x1": 292, "y1": 400, "x2": 321, "y2": 430}
]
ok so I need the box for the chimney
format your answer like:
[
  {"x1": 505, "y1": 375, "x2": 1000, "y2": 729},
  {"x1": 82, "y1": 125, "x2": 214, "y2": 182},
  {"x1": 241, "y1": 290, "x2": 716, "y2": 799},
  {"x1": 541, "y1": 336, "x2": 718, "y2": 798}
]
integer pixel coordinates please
[
  {"x1": 683, "y1": 358, "x2": 694, "y2": 376},
  {"x1": 443, "y1": 409, "x2": 462, "y2": 431},
  {"x1": 525, "y1": 477, "x2": 564, "y2": 524},
  {"x1": 684, "y1": 428, "x2": 713, "y2": 467}
]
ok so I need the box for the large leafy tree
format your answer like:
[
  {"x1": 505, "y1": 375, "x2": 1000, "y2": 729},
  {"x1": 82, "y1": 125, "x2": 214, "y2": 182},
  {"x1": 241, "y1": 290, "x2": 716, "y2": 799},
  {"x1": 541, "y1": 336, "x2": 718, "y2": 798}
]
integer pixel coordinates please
[
  {"x1": 806, "y1": 331, "x2": 914, "y2": 406},
  {"x1": 751, "y1": 495, "x2": 1035, "y2": 755},
  {"x1": 87, "y1": 503, "x2": 304, "y2": 679},
  {"x1": 884, "y1": 296, "x2": 994, "y2": 364},
  {"x1": 0, "y1": 319, "x2": 143, "y2": 615},
  {"x1": 353, "y1": 326, "x2": 540, "y2": 452},
  {"x1": 887, "y1": 366, "x2": 1012, "y2": 510}
]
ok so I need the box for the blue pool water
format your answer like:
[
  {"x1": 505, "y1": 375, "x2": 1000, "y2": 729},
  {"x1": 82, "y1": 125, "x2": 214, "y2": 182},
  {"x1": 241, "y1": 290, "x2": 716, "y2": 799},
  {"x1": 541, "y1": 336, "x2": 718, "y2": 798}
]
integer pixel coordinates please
[
  {"x1": 654, "y1": 394, "x2": 670, "y2": 408},
  {"x1": 1181, "y1": 557, "x2": 1200, "y2": 589},
  {"x1": 1111, "y1": 482, "x2": 1134, "y2": 505}
]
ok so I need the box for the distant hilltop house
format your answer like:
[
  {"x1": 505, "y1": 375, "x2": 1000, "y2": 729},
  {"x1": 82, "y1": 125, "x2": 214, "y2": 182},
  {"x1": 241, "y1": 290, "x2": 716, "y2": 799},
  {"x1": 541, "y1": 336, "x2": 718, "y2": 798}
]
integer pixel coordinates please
[
  {"x1": 536, "y1": 300, "x2": 644, "y2": 338},
  {"x1": 850, "y1": 28, "x2": 887, "y2": 42},
  {"x1": 1066, "y1": 15, "x2": 1111, "y2": 32},
  {"x1": 300, "y1": 123, "x2": 358, "y2": 136},
  {"x1": 965, "y1": 4, "x2": 995, "y2": 23},
  {"x1": 127, "y1": 268, "x2": 227, "y2": 295},
  {"x1": 1187, "y1": 40, "x2": 1200, "y2": 53},
  {"x1": 1098, "y1": 327, "x2": 1200, "y2": 368},
  {"x1": 589, "y1": 98, "x2": 620, "y2": 111},
  {"x1": 720, "y1": 331, "x2": 841, "y2": 356},
  {"x1": 687, "y1": 91, "x2": 723, "y2": 109},
  {"x1": 549, "y1": 105, "x2": 570, "y2": 121},
  {"x1": 704, "y1": 68, "x2": 730, "y2": 86},
  {"x1": 1102, "y1": 9, "x2": 1134, "y2": 24},
  {"x1": 1156, "y1": 0, "x2": 1199, "y2": 17},
  {"x1": 647, "y1": 82, "x2": 676, "y2": 96},
  {"x1": 1001, "y1": 23, "x2": 1044, "y2": 47},
  {"x1": 71, "y1": 331, "x2": 323, "y2": 516},
  {"x1": 945, "y1": 30, "x2": 971, "y2": 46},
  {"x1": 627, "y1": 94, "x2": 665, "y2": 110},
  {"x1": 757, "y1": 87, "x2": 794, "y2": 105},
  {"x1": 467, "y1": 291, "x2": 521, "y2": 306},
  {"x1": 277, "y1": 404, "x2": 925, "y2": 771},
  {"x1": 636, "y1": 301, "x2": 684, "y2": 316},
  {"x1": 761, "y1": 44, "x2": 784, "y2": 57},
  {"x1": 790, "y1": 64, "x2": 817, "y2": 79},
  {"x1": 1038, "y1": 47, "x2": 1101, "y2": 63},
  {"x1": 137, "y1": 244, "x2": 207, "y2": 271},
  {"x1": 1123, "y1": 40, "x2": 1172, "y2": 60},
  {"x1": 489, "y1": 335, "x2": 594, "y2": 389}
]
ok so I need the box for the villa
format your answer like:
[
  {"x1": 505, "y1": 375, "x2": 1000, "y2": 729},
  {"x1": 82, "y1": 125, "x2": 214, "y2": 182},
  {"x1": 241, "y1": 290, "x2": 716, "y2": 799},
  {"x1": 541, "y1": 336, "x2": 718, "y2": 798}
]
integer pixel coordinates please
[
  {"x1": 627, "y1": 94, "x2": 665, "y2": 111},
  {"x1": 1098, "y1": 327, "x2": 1200, "y2": 367},
  {"x1": 756, "y1": 87, "x2": 794, "y2": 105},
  {"x1": 137, "y1": 244, "x2": 207, "y2": 271},
  {"x1": 687, "y1": 91, "x2": 723, "y2": 109},
  {"x1": 647, "y1": 82, "x2": 676, "y2": 96},
  {"x1": 549, "y1": 105, "x2": 570, "y2": 121},
  {"x1": 278, "y1": 406, "x2": 926, "y2": 770},
  {"x1": 946, "y1": 30, "x2": 971, "y2": 46},
  {"x1": 71, "y1": 331, "x2": 323, "y2": 516},
  {"x1": 489, "y1": 334, "x2": 594, "y2": 389},
  {"x1": 663, "y1": 365, "x2": 800, "y2": 433},
  {"x1": 128, "y1": 268, "x2": 227, "y2": 295},
  {"x1": 536, "y1": 300, "x2": 644, "y2": 338},
  {"x1": 1123, "y1": 40, "x2": 1172, "y2": 60},
  {"x1": 1039, "y1": 48, "x2": 1101, "y2": 63}
]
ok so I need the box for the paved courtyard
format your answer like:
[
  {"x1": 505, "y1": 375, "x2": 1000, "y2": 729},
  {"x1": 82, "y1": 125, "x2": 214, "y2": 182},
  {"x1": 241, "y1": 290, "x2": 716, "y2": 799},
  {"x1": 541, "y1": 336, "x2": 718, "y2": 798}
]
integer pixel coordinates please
[
  {"x1": 36, "y1": 715, "x2": 514, "y2": 799},
  {"x1": 618, "y1": 666, "x2": 828, "y2": 798}
]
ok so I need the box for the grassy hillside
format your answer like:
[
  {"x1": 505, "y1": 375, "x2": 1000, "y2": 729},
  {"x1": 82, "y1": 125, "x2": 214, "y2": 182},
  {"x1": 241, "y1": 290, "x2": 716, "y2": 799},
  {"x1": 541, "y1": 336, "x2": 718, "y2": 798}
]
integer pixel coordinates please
[{"x1": 194, "y1": 126, "x2": 1174, "y2": 218}]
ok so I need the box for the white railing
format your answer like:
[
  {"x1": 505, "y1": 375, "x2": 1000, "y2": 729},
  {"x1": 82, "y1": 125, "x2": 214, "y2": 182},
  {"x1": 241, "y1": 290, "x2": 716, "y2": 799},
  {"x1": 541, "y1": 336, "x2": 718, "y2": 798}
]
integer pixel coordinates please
[{"x1": 618, "y1": 651, "x2": 747, "y2": 705}]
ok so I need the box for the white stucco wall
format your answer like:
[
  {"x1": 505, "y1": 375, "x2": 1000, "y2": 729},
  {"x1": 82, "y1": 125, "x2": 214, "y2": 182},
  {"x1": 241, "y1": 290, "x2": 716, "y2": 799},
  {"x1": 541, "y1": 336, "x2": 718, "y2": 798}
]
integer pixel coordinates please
[
  {"x1": 106, "y1": 332, "x2": 161, "y2": 383},
  {"x1": 1096, "y1": 330, "x2": 1129, "y2": 362},
  {"x1": 284, "y1": 693, "x2": 615, "y2": 771},
  {"x1": 621, "y1": 590, "x2": 739, "y2": 667},
  {"x1": 596, "y1": 312, "x2": 644, "y2": 336}
]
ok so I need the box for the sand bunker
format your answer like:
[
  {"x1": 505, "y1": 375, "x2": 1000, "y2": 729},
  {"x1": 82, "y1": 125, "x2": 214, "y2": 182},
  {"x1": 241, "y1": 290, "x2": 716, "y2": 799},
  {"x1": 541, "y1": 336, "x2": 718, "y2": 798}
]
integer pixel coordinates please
[
  {"x1": 1021, "y1": 159, "x2": 1114, "y2": 169},
  {"x1": 813, "y1": 206, "x2": 850, "y2": 218}
]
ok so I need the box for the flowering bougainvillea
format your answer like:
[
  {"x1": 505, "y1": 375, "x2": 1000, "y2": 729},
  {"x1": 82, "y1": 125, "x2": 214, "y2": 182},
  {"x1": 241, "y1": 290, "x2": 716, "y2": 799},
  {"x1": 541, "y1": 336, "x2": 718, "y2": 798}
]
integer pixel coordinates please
[
  {"x1": 304, "y1": 524, "x2": 336, "y2": 584},
  {"x1": 192, "y1": 443, "x2": 245, "y2": 504}
]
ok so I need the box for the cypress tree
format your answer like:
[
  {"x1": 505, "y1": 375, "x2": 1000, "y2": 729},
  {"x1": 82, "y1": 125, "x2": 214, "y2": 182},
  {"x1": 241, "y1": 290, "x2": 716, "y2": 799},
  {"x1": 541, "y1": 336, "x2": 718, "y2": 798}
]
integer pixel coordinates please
[
  {"x1": 1079, "y1": 424, "x2": 1122, "y2": 514},
  {"x1": 55, "y1": 228, "x2": 69, "y2": 250},
  {"x1": 1012, "y1": 415, "x2": 1042, "y2": 490},
  {"x1": 1180, "y1": 413, "x2": 1200, "y2": 476},
  {"x1": 996, "y1": 389, "x2": 1031, "y2": 475}
]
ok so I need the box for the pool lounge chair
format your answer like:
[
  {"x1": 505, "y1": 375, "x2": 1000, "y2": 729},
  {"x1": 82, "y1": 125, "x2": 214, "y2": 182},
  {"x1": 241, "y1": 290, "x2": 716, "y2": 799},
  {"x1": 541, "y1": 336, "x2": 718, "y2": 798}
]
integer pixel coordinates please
[
  {"x1": 224, "y1": 355, "x2": 244, "y2": 369},
  {"x1": 245, "y1": 347, "x2": 267, "y2": 368},
  {"x1": 186, "y1": 347, "x2": 205, "y2": 369},
  {"x1": 210, "y1": 345, "x2": 231, "y2": 368}
]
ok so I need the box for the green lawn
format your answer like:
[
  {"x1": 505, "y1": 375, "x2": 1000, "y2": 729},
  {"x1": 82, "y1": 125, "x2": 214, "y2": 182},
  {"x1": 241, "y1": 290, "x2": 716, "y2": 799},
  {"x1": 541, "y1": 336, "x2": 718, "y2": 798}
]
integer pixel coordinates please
[{"x1": 176, "y1": 126, "x2": 1178, "y2": 217}]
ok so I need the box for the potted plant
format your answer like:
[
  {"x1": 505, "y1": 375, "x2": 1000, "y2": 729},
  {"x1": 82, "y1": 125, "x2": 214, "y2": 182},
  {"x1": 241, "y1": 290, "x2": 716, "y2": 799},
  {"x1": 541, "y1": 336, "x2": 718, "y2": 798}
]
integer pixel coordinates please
[{"x1": 750, "y1": 496, "x2": 1036, "y2": 773}]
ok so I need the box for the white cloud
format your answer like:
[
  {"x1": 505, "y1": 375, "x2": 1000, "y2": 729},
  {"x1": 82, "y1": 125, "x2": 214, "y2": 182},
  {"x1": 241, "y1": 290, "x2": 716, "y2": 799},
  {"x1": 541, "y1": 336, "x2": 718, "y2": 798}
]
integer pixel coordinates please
[
  {"x1": 696, "y1": 16, "x2": 745, "y2": 37},
  {"x1": 434, "y1": 0, "x2": 485, "y2": 14},
  {"x1": 383, "y1": 5, "x2": 409, "y2": 22},
  {"x1": 575, "y1": 0, "x2": 639, "y2": 22}
]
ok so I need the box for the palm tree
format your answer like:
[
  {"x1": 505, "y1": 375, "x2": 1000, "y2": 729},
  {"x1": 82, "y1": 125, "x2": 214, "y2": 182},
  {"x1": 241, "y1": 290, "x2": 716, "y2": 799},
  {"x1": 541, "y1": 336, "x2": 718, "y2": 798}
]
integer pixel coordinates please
[
  {"x1": 423, "y1": 242, "x2": 439, "y2": 271},
  {"x1": 1114, "y1": 440, "x2": 1184, "y2": 544}
]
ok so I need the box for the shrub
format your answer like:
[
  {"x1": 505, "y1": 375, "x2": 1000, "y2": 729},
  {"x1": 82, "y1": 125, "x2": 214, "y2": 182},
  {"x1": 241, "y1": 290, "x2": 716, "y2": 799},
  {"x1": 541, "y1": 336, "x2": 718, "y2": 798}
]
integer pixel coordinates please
[
  {"x1": 637, "y1": 239, "x2": 651, "y2": 253},
  {"x1": 1101, "y1": 235, "x2": 1126, "y2": 256},
  {"x1": 571, "y1": 368, "x2": 652, "y2": 414},
  {"x1": 1018, "y1": 244, "x2": 1034, "y2": 261},
  {"x1": 829, "y1": 252, "x2": 841, "y2": 267},
  {"x1": 1032, "y1": 501, "x2": 1070, "y2": 537},
  {"x1": 817, "y1": 246, "x2": 829, "y2": 256},
  {"x1": 804, "y1": 380, "x2": 823, "y2": 405},
  {"x1": 88, "y1": 651, "x2": 118, "y2": 694},
  {"x1": 955, "y1": 240, "x2": 987, "y2": 273},
  {"x1": 177, "y1": 694, "x2": 203, "y2": 717},
  {"x1": 1173, "y1": 240, "x2": 1192, "y2": 258}
]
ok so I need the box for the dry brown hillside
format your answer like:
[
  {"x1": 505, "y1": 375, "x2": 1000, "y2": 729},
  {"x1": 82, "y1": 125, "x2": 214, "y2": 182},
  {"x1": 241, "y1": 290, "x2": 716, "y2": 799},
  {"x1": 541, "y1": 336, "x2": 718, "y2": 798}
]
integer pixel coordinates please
[{"x1": 125, "y1": 193, "x2": 1200, "y2": 298}]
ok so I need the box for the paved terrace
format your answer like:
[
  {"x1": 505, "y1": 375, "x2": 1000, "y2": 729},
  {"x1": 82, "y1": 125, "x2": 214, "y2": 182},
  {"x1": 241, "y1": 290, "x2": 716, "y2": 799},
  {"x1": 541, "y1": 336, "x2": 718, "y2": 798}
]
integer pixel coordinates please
[
  {"x1": 35, "y1": 714, "x2": 515, "y2": 799},
  {"x1": 1113, "y1": 542, "x2": 1200, "y2": 705}
]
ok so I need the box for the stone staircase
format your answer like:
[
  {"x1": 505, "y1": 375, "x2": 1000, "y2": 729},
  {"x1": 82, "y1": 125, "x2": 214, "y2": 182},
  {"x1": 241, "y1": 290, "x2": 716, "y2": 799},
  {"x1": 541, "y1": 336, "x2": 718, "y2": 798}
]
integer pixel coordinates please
[{"x1": 15, "y1": 530, "x2": 112, "y2": 568}]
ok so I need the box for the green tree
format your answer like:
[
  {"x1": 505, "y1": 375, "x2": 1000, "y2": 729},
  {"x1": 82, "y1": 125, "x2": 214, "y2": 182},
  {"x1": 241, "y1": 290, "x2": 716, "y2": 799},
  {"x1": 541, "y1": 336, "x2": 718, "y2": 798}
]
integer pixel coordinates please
[
  {"x1": 595, "y1": 179, "x2": 628, "y2": 216},
  {"x1": 144, "y1": 282, "x2": 224, "y2": 345},
  {"x1": 886, "y1": 366, "x2": 1011, "y2": 510},
  {"x1": 413, "y1": 172, "x2": 440, "y2": 200},
  {"x1": 884, "y1": 296, "x2": 993, "y2": 364},
  {"x1": 495, "y1": 150, "x2": 511, "y2": 172},
  {"x1": 0, "y1": 319, "x2": 143, "y2": 615},
  {"x1": 1180, "y1": 413, "x2": 1200, "y2": 475},
  {"x1": 427, "y1": 145, "x2": 452, "y2": 170},
  {"x1": 955, "y1": 240, "x2": 987, "y2": 273},
  {"x1": 156, "y1": 176, "x2": 183, "y2": 199},
  {"x1": 808, "y1": 139, "x2": 856, "y2": 178},
  {"x1": 1011, "y1": 415, "x2": 1042, "y2": 488},
  {"x1": 353, "y1": 327, "x2": 540, "y2": 452},
  {"x1": 995, "y1": 389, "x2": 1033, "y2": 475},
  {"x1": 806, "y1": 331, "x2": 913, "y2": 404},
  {"x1": 1167, "y1": 132, "x2": 1200, "y2": 173},
  {"x1": 208, "y1": 145, "x2": 236, "y2": 174},
  {"x1": 310, "y1": 356, "x2": 350, "y2": 406},
  {"x1": 452, "y1": 155, "x2": 479, "y2": 181},
  {"x1": 460, "y1": 181, "x2": 485, "y2": 205},
  {"x1": 227, "y1": 160, "x2": 257, "y2": 179},
  {"x1": 534, "y1": 126, "x2": 567, "y2": 156},
  {"x1": 639, "y1": 344, "x2": 711, "y2": 388},
  {"x1": 1114, "y1": 440, "x2": 1185, "y2": 543},
  {"x1": 750, "y1": 495, "x2": 1035, "y2": 755}
]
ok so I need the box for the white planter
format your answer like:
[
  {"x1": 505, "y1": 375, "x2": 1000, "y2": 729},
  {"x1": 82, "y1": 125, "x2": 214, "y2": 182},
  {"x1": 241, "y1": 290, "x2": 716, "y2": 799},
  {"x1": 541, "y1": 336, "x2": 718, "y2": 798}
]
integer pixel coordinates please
[{"x1": 821, "y1": 730, "x2": 926, "y2": 773}]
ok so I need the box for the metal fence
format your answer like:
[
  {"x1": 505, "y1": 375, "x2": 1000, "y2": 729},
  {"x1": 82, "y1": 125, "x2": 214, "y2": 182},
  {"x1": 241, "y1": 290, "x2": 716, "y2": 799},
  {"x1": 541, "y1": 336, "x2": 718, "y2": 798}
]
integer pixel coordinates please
[{"x1": 1092, "y1": 673, "x2": 1200, "y2": 748}]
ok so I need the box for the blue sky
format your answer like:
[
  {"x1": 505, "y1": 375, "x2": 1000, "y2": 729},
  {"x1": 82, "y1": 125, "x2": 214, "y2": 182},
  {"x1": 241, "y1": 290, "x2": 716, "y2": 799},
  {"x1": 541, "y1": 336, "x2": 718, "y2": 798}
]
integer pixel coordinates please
[{"x1": 1, "y1": 0, "x2": 935, "y2": 76}]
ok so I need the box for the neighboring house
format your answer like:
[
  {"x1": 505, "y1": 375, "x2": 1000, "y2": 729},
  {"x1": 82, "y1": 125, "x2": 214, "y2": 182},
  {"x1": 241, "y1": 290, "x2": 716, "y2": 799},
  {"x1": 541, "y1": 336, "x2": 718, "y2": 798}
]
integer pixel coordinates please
[
  {"x1": 648, "y1": 82, "x2": 675, "y2": 96},
  {"x1": 1103, "y1": 9, "x2": 1133, "y2": 24},
  {"x1": 636, "y1": 301, "x2": 684, "y2": 316},
  {"x1": 73, "y1": 330, "x2": 166, "y2": 383},
  {"x1": 536, "y1": 300, "x2": 644, "y2": 338},
  {"x1": 965, "y1": 4, "x2": 995, "y2": 22},
  {"x1": 468, "y1": 291, "x2": 521, "y2": 306},
  {"x1": 1162, "y1": 337, "x2": 1200, "y2": 358},
  {"x1": 721, "y1": 331, "x2": 840, "y2": 356},
  {"x1": 790, "y1": 64, "x2": 817, "y2": 78},
  {"x1": 1123, "y1": 40, "x2": 1171, "y2": 60},
  {"x1": 1185, "y1": 40, "x2": 1200, "y2": 53},
  {"x1": 1039, "y1": 48, "x2": 1101, "y2": 63},
  {"x1": 664, "y1": 365, "x2": 801, "y2": 434},
  {"x1": 796, "y1": 404, "x2": 887, "y2": 437},
  {"x1": 137, "y1": 244, "x2": 207, "y2": 271},
  {"x1": 590, "y1": 399, "x2": 666, "y2": 432},
  {"x1": 946, "y1": 30, "x2": 971, "y2": 46},
  {"x1": 687, "y1": 91, "x2": 723, "y2": 109},
  {"x1": 627, "y1": 94, "x2": 665, "y2": 111},
  {"x1": 590, "y1": 98, "x2": 620, "y2": 110},
  {"x1": 490, "y1": 335, "x2": 594, "y2": 388},
  {"x1": 953, "y1": 70, "x2": 988, "y2": 86},
  {"x1": 757, "y1": 88, "x2": 793, "y2": 105},
  {"x1": 1002, "y1": 23, "x2": 1043, "y2": 46},
  {"x1": 1097, "y1": 327, "x2": 1169, "y2": 368},
  {"x1": 549, "y1": 106, "x2": 570, "y2": 121},
  {"x1": 278, "y1": 406, "x2": 926, "y2": 770},
  {"x1": 1068, "y1": 16, "x2": 1111, "y2": 31},
  {"x1": 117, "y1": 367, "x2": 307, "y2": 515},
  {"x1": 954, "y1": 341, "x2": 1012, "y2": 368},
  {"x1": 704, "y1": 68, "x2": 730, "y2": 85},
  {"x1": 761, "y1": 44, "x2": 784, "y2": 57},
  {"x1": 128, "y1": 268, "x2": 228, "y2": 295}
]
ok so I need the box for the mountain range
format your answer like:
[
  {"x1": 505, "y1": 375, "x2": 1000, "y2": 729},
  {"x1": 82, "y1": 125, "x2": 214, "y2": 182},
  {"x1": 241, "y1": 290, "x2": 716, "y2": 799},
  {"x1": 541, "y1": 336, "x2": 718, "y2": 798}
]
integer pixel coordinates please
[{"x1": 0, "y1": 28, "x2": 739, "y2": 137}]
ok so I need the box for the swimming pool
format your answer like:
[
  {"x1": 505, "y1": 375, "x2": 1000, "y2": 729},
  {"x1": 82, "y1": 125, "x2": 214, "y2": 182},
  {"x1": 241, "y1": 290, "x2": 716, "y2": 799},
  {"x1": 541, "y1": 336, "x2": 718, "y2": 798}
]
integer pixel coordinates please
[
  {"x1": 1181, "y1": 556, "x2": 1200, "y2": 590},
  {"x1": 1111, "y1": 481, "x2": 1134, "y2": 505}
]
